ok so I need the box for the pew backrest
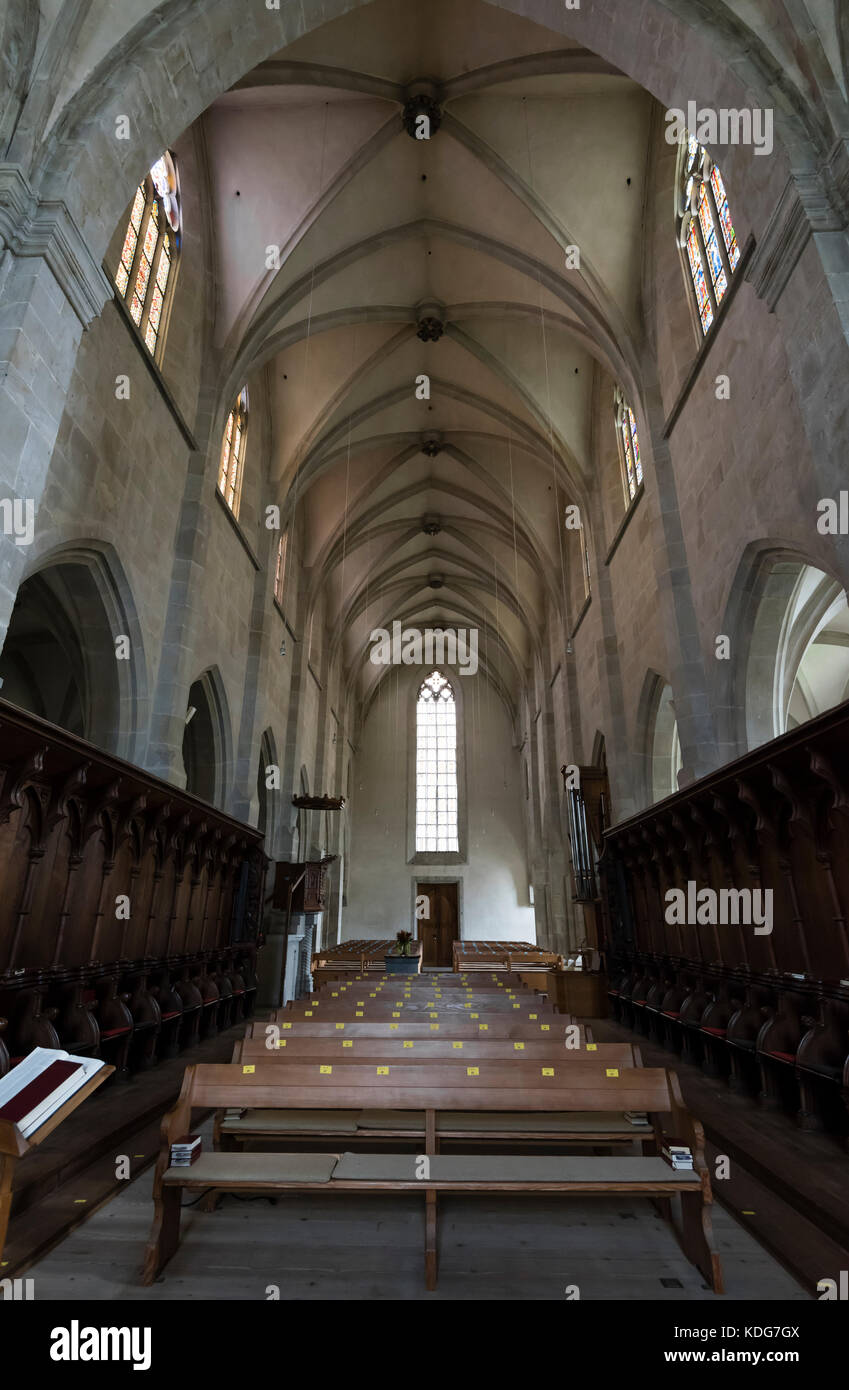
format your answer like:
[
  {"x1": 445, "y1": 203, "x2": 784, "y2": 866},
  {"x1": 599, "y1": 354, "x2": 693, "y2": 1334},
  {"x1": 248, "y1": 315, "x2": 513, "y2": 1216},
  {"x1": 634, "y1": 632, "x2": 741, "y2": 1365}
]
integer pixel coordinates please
[{"x1": 233, "y1": 1037, "x2": 638, "y2": 1065}]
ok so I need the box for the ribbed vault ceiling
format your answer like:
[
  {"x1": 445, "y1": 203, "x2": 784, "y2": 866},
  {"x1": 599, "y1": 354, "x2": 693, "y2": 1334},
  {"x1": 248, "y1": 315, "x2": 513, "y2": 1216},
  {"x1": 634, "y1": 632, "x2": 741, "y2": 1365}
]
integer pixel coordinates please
[{"x1": 203, "y1": 0, "x2": 654, "y2": 716}]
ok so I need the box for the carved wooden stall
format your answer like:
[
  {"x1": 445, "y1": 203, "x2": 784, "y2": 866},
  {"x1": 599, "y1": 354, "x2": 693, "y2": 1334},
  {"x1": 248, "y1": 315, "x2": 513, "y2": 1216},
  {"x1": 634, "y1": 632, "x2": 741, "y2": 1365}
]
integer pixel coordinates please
[
  {"x1": 0, "y1": 700, "x2": 266, "y2": 1074},
  {"x1": 601, "y1": 699, "x2": 849, "y2": 1139}
]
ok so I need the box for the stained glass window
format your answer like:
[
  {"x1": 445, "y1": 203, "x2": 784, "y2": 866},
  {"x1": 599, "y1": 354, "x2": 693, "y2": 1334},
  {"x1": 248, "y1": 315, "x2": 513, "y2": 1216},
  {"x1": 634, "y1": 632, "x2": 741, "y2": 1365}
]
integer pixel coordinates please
[
  {"x1": 218, "y1": 386, "x2": 249, "y2": 517},
  {"x1": 686, "y1": 220, "x2": 714, "y2": 333},
  {"x1": 709, "y1": 163, "x2": 740, "y2": 270},
  {"x1": 274, "y1": 531, "x2": 288, "y2": 605},
  {"x1": 416, "y1": 671, "x2": 459, "y2": 853},
  {"x1": 677, "y1": 135, "x2": 739, "y2": 336},
  {"x1": 112, "y1": 151, "x2": 181, "y2": 360},
  {"x1": 698, "y1": 182, "x2": 728, "y2": 305},
  {"x1": 614, "y1": 388, "x2": 644, "y2": 506}
]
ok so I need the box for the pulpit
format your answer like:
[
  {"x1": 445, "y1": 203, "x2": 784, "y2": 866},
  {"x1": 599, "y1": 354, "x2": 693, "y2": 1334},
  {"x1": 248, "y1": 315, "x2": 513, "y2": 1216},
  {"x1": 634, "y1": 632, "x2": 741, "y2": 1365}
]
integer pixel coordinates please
[{"x1": 271, "y1": 858, "x2": 334, "y2": 913}]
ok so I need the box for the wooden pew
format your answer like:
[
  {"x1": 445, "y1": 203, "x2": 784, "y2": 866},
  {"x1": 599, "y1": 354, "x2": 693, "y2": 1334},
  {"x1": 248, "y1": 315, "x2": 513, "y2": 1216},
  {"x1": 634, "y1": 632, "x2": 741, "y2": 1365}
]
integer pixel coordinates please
[
  {"x1": 248, "y1": 1019, "x2": 591, "y2": 1041},
  {"x1": 314, "y1": 973, "x2": 536, "y2": 991},
  {"x1": 218, "y1": 1039, "x2": 647, "y2": 1151},
  {"x1": 235, "y1": 1036, "x2": 629, "y2": 1064},
  {"x1": 142, "y1": 1061, "x2": 723, "y2": 1292}
]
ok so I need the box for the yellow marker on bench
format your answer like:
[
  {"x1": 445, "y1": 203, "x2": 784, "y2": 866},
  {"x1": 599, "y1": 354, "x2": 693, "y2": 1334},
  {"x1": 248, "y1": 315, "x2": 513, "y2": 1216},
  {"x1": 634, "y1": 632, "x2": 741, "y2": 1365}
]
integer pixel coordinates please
[{"x1": 243, "y1": 1065, "x2": 255, "y2": 1074}]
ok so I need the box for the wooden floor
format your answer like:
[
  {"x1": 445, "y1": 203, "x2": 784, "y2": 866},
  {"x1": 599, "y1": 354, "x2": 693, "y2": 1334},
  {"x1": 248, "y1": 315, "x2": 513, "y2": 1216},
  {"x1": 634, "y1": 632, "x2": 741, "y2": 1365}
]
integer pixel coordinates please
[
  {"x1": 21, "y1": 1111, "x2": 808, "y2": 1301},
  {"x1": 7, "y1": 993, "x2": 841, "y2": 1300},
  {"x1": 593, "y1": 1017, "x2": 849, "y2": 1294}
]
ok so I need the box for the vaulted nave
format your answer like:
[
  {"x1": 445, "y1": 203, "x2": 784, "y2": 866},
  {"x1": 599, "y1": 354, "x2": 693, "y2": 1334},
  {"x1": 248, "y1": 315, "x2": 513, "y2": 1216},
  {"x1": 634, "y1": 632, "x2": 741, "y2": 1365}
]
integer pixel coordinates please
[{"x1": 1, "y1": 0, "x2": 849, "y2": 1351}]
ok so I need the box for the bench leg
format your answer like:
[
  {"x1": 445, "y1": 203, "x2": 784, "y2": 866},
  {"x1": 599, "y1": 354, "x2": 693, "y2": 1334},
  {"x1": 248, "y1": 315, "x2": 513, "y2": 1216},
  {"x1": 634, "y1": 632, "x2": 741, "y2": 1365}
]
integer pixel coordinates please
[
  {"x1": 680, "y1": 1192, "x2": 724, "y2": 1294},
  {"x1": 142, "y1": 1184, "x2": 182, "y2": 1285},
  {"x1": 425, "y1": 1190, "x2": 438, "y2": 1291},
  {"x1": 200, "y1": 1189, "x2": 221, "y2": 1213},
  {"x1": 651, "y1": 1196, "x2": 673, "y2": 1223}
]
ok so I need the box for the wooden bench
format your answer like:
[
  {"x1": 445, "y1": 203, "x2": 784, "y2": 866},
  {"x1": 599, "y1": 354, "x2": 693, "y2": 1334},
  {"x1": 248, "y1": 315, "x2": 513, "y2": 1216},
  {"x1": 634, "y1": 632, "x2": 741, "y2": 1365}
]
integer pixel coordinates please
[
  {"x1": 143, "y1": 1061, "x2": 722, "y2": 1292},
  {"x1": 217, "y1": 1041, "x2": 648, "y2": 1151},
  {"x1": 235, "y1": 1036, "x2": 629, "y2": 1064},
  {"x1": 314, "y1": 973, "x2": 535, "y2": 991},
  {"x1": 249, "y1": 1019, "x2": 592, "y2": 1042}
]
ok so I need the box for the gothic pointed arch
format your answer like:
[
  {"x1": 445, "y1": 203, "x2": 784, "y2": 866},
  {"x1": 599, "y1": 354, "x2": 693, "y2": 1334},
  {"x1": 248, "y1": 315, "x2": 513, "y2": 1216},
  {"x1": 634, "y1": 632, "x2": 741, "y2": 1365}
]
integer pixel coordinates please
[{"x1": 181, "y1": 667, "x2": 233, "y2": 810}]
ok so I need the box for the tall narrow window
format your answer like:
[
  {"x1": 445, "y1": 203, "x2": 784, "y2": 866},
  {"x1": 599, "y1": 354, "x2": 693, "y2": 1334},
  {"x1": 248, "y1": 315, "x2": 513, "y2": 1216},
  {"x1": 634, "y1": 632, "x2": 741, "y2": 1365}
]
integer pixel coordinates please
[
  {"x1": 274, "y1": 531, "x2": 288, "y2": 605},
  {"x1": 580, "y1": 523, "x2": 591, "y2": 599},
  {"x1": 415, "y1": 671, "x2": 459, "y2": 853},
  {"x1": 614, "y1": 387, "x2": 643, "y2": 505},
  {"x1": 677, "y1": 134, "x2": 740, "y2": 336},
  {"x1": 114, "y1": 152, "x2": 181, "y2": 360},
  {"x1": 217, "y1": 386, "x2": 249, "y2": 516}
]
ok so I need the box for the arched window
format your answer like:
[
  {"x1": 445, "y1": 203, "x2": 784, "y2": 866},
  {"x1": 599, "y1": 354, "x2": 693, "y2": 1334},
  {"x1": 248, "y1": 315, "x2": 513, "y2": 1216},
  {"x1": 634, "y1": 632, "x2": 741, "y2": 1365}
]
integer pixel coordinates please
[
  {"x1": 742, "y1": 561, "x2": 849, "y2": 749},
  {"x1": 274, "y1": 530, "x2": 288, "y2": 605},
  {"x1": 415, "y1": 671, "x2": 459, "y2": 853},
  {"x1": 217, "y1": 386, "x2": 249, "y2": 516},
  {"x1": 677, "y1": 134, "x2": 740, "y2": 336},
  {"x1": 114, "y1": 152, "x2": 181, "y2": 359},
  {"x1": 651, "y1": 682, "x2": 683, "y2": 803},
  {"x1": 614, "y1": 387, "x2": 643, "y2": 504}
]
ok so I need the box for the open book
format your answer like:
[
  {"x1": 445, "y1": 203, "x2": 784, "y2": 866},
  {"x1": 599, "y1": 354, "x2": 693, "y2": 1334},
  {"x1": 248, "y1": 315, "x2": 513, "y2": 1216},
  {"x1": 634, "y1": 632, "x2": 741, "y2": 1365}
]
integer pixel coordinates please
[{"x1": 0, "y1": 1047, "x2": 107, "y2": 1139}]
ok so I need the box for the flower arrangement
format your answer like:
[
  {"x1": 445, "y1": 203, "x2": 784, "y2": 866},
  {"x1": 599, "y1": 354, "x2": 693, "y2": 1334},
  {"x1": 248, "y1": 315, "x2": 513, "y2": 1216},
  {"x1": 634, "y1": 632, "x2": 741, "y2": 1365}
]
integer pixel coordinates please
[{"x1": 395, "y1": 930, "x2": 414, "y2": 957}]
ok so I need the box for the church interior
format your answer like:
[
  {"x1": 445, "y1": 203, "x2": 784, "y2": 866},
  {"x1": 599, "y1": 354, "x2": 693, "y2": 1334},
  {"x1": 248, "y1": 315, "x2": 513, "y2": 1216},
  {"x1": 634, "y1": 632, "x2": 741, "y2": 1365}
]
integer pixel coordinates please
[{"x1": 1, "y1": 0, "x2": 849, "y2": 1330}]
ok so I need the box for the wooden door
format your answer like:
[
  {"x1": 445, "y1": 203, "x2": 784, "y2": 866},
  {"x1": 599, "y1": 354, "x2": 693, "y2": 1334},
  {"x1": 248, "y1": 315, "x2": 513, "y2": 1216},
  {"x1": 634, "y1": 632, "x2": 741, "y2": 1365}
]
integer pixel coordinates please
[{"x1": 417, "y1": 882, "x2": 458, "y2": 966}]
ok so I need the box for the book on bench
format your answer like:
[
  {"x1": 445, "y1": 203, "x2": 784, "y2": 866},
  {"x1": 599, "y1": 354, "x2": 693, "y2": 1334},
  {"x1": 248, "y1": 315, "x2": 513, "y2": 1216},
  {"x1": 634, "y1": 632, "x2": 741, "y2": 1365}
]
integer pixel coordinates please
[
  {"x1": 170, "y1": 1135, "x2": 202, "y2": 1166},
  {"x1": 661, "y1": 1141, "x2": 694, "y2": 1170},
  {"x1": 624, "y1": 1111, "x2": 650, "y2": 1126},
  {"x1": 0, "y1": 1047, "x2": 107, "y2": 1139}
]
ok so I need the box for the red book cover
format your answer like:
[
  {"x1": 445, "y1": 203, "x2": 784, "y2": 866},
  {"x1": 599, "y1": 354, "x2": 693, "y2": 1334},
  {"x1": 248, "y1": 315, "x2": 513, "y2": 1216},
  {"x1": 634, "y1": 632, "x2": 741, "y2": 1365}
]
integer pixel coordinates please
[{"x1": 0, "y1": 1060, "x2": 82, "y2": 1124}]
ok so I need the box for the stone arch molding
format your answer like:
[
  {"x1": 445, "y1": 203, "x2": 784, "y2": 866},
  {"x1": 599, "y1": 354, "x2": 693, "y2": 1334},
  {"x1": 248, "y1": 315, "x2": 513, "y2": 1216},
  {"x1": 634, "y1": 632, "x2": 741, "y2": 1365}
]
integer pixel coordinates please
[
  {"x1": 717, "y1": 540, "x2": 849, "y2": 759},
  {"x1": 13, "y1": 538, "x2": 150, "y2": 764},
  {"x1": 257, "y1": 726, "x2": 280, "y2": 853},
  {"x1": 28, "y1": 0, "x2": 830, "y2": 261},
  {"x1": 634, "y1": 669, "x2": 682, "y2": 810},
  {"x1": 183, "y1": 666, "x2": 235, "y2": 812}
]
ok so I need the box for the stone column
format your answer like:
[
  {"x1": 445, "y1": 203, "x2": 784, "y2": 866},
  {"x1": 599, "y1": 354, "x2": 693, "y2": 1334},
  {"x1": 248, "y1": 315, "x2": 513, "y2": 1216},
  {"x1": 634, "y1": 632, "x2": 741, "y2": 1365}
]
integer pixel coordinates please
[
  {"x1": 0, "y1": 166, "x2": 112, "y2": 646},
  {"x1": 639, "y1": 372, "x2": 721, "y2": 786}
]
